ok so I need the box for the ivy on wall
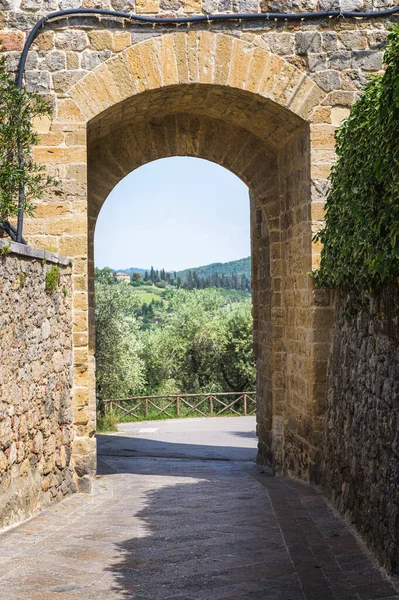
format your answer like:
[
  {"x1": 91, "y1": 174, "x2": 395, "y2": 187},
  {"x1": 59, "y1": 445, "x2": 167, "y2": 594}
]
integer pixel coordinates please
[{"x1": 313, "y1": 26, "x2": 399, "y2": 294}]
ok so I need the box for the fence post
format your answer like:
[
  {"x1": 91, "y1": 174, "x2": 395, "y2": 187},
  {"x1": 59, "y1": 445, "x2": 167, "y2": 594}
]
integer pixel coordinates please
[
  {"x1": 209, "y1": 396, "x2": 213, "y2": 417},
  {"x1": 176, "y1": 396, "x2": 180, "y2": 417},
  {"x1": 110, "y1": 401, "x2": 113, "y2": 416},
  {"x1": 243, "y1": 394, "x2": 247, "y2": 416},
  {"x1": 145, "y1": 399, "x2": 149, "y2": 419}
]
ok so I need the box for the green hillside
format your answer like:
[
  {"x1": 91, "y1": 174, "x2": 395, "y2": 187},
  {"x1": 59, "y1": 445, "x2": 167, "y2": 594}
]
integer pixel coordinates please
[
  {"x1": 111, "y1": 257, "x2": 251, "y2": 282},
  {"x1": 106, "y1": 257, "x2": 252, "y2": 292},
  {"x1": 177, "y1": 257, "x2": 251, "y2": 281}
]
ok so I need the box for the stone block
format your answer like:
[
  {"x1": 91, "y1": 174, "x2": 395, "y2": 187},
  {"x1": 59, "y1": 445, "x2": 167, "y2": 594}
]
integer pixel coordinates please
[
  {"x1": 33, "y1": 115, "x2": 51, "y2": 134},
  {"x1": 66, "y1": 51, "x2": 80, "y2": 69},
  {"x1": 311, "y1": 106, "x2": 331, "y2": 123},
  {"x1": 56, "y1": 98, "x2": 86, "y2": 123},
  {"x1": 38, "y1": 132, "x2": 64, "y2": 146},
  {"x1": 0, "y1": 31, "x2": 24, "y2": 51},
  {"x1": 307, "y1": 53, "x2": 326, "y2": 72},
  {"x1": 262, "y1": 32, "x2": 295, "y2": 56},
  {"x1": 59, "y1": 236, "x2": 87, "y2": 257},
  {"x1": 318, "y1": 0, "x2": 338, "y2": 7},
  {"x1": 183, "y1": 0, "x2": 201, "y2": 11},
  {"x1": 327, "y1": 51, "x2": 351, "y2": 70},
  {"x1": 313, "y1": 70, "x2": 340, "y2": 92},
  {"x1": 33, "y1": 146, "x2": 86, "y2": 164},
  {"x1": 322, "y1": 32, "x2": 337, "y2": 52},
  {"x1": 352, "y1": 50, "x2": 384, "y2": 71},
  {"x1": 233, "y1": 0, "x2": 257, "y2": 10},
  {"x1": 73, "y1": 409, "x2": 89, "y2": 426},
  {"x1": 52, "y1": 70, "x2": 85, "y2": 93},
  {"x1": 296, "y1": 31, "x2": 322, "y2": 55},
  {"x1": 113, "y1": 31, "x2": 131, "y2": 52},
  {"x1": 56, "y1": 31, "x2": 88, "y2": 52},
  {"x1": 88, "y1": 30, "x2": 113, "y2": 50},
  {"x1": 59, "y1": 0, "x2": 82, "y2": 8},
  {"x1": 341, "y1": 0, "x2": 363, "y2": 9},
  {"x1": 203, "y1": 0, "x2": 231, "y2": 10},
  {"x1": 136, "y1": 0, "x2": 159, "y2": 10},
  {"x1": 33, "y1": 31, "x2": 54, "y2": 51},
  {"x1": 331, "y1": 106, "x2": 350, "y2": 126},
  {"x1": 322, "y1": 89, "x2": 356, "y2": 106},
  {"x1": 367, "y1": 30, "x2": 387, "y2": 50},
  {"x1": 44, "y1": 50, "x2": 66, "y2": 72},
  {"x1": 338, "y1": 31, "x2": 367, "y2": 51},
  {"x1": 25, "y1": 71, "x2": 51, "y2": 93},
  {"x1": 310, "y1": 124, "x2": 336, "y2": 149},
  {"x1": 81, "y1": 49, "x2": 112, "y2": 71}
]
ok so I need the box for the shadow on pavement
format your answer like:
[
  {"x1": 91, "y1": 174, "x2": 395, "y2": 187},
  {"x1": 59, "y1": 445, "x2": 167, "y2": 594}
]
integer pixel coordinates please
[
  {"x1": 97, "y1": 433, "x2": 258, "y2": 466},
  {"x1": 102, "y1": 463, "x2": 304, "y2": 600},
  {"x1": 97, "y1": 435, "x2": 399, "y2": 600},
  {"x1": 231, "y1": 430, "x2": 258, "y2": 439}
]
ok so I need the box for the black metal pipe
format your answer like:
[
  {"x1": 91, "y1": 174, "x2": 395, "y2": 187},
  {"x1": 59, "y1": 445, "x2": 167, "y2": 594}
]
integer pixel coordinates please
[
  {"x1": 16, "y1": 155, "x2": 25, "y2": 243},
  {"x1": 13, "y1": 5, "x2": 399, "y2": 242}
]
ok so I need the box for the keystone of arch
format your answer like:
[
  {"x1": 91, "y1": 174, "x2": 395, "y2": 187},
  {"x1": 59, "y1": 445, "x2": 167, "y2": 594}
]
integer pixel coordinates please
[{"x1": 67, "y1": 31, "x2": 327, "y2": 124}]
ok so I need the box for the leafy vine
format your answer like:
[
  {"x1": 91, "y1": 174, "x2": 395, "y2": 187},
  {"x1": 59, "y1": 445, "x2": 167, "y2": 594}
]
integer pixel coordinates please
[{"x1": 312, "y1": 26, "x2": 399, "y2": 296}]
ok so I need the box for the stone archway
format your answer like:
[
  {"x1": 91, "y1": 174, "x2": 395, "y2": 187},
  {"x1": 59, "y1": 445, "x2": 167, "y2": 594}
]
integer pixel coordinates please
[{"x1": 27, "y1": 31, "x2": 335, "y2": 491}]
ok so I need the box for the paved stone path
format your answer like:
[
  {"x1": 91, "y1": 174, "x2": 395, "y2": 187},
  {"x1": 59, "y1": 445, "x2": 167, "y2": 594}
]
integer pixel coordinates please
[{"x1": 0, "y1": 417, "x2": 397, "y2": 600}]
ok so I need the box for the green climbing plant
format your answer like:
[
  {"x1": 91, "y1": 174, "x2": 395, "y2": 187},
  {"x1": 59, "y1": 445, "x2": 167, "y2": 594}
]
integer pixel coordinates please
[
  {"x1": 312, "y1": 26, "x2": 399, "y2": 296},
  {"x1": 0, "y1": 50, "x2": 54, "y2": 241}
]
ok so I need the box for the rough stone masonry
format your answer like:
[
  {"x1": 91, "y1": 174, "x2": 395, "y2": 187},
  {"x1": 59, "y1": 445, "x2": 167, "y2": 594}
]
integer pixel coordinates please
[
  {"x1": 0, "y1": 242, "x2": 75, "y2": 529},
  {"x1": 324, "y1": 289, "x2": 399, "y2": 574}
]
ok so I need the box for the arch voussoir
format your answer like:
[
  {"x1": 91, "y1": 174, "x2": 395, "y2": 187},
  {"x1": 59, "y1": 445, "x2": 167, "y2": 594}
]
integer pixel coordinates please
[{"x1": 67, "y1": 32, "x2": 327, "y2": 125}]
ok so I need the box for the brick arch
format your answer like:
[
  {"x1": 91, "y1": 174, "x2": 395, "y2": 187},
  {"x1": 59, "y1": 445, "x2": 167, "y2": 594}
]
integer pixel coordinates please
[{"x1": 67, "y1": 31, "x2": 326, "y2": 124}]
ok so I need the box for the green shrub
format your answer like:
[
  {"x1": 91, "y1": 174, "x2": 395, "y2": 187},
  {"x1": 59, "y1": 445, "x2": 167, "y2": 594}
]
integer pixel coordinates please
[
  {"x1": 97, "y1": 411, "x2": 119, "y2": 432},
  {"x1": 0, "y1": 243, "x2": 11, "y2": 256},
  {"x1": 45, "y1": 265, "x2": 60, "y2": 293}
]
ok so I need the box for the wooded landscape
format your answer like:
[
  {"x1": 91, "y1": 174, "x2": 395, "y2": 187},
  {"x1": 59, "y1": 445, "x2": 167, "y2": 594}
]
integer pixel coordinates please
[
  {"x1": 113, "y1": 256, "x2": 251, "y2": 291},
  {"x1": 95, "y1": 260, "x2": 255, "y2": 424}
]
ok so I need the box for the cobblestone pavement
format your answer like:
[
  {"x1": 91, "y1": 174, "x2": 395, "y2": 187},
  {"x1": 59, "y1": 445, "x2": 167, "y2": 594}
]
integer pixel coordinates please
[{"x1": 0, "y1": 419, "x2": 398, "y2": 600}]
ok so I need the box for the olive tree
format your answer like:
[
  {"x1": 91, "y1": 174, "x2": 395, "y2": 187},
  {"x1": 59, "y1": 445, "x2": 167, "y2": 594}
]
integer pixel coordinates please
[
  {"x1": 0, "y1": 52, "x2": 53, "y2": 242},
  {"x1": 95, "y1": 282, "x2": 146, "y2": 403}
]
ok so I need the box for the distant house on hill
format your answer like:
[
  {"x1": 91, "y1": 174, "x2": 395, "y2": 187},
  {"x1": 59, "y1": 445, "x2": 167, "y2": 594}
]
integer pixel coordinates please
[{"x1": 113, "y1": 272, "x2": 130, "y2": 283}]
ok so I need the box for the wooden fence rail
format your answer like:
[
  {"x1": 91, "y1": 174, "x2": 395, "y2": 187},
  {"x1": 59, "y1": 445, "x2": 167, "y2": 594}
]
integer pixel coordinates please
[{"x1": 102, "y1": 392, "x2": 256, "y2": 421}]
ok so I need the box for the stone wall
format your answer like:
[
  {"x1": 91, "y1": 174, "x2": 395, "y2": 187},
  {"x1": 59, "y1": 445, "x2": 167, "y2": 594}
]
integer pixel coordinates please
[
  {"x1": 0, "y1": 241, "x2": 75, "y2": 530},
  {"x1": 324, "y1": 289, "x2": 399, "y2": 574}
]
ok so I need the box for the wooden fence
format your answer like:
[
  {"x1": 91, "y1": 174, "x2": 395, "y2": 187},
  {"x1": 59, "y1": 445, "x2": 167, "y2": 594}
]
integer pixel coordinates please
[{"x1": 103, "y1": 392, "x2": 256, "y2": 421}]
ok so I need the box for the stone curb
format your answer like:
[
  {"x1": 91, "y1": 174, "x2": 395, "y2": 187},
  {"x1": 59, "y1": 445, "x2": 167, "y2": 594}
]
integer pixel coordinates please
[{"x1": 0, "y1": 239, "x2": 71, "y2": 266}]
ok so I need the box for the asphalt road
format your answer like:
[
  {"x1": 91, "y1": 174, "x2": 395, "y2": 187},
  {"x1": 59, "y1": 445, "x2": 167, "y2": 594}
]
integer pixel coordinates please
[{"x1": 97, "y1": 415, "x2": 258, "y2": 462}]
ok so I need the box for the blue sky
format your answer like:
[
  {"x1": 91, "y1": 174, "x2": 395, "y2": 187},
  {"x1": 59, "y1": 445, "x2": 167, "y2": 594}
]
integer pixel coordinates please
[{"x1": 94, "y1": 157, "x2": 250, "y2": 272}]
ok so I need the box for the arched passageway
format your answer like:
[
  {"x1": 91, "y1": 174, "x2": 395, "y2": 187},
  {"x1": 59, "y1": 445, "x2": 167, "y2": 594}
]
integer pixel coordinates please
[
  {"x1": 26, "y1": 31, "x2": 334, "y2": 488},
  {"x1": 87, "y1": 81, "x2": 318, "y2": 479}
]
